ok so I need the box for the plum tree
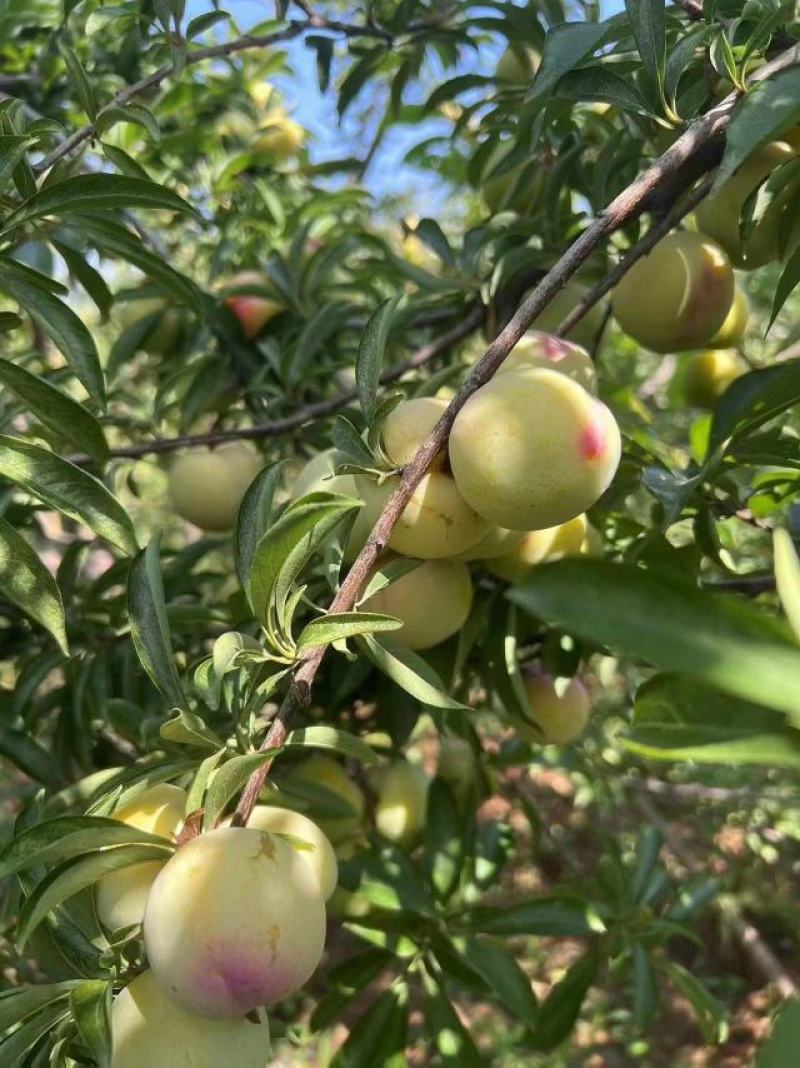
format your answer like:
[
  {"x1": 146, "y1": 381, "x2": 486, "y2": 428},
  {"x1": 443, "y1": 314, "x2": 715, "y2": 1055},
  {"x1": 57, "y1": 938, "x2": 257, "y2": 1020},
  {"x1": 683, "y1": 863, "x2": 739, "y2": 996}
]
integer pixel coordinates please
[
  {"x1": 526, "y1": 279, "x2": 608, "y2": 350},
  {"x1": 284, "y1": 754, "x2": 366, "y2": 846},
  {"x1": 694, "y1": 141, "x2": 797, "y2": 268},
  {"x1": 96, "y1": 784, "x2": 185, "y2": 933},
  {"x1": 449, "y1": 368, "x2": 621, "y2": 530},
  {"x1": 355, "y1": 470, "x2": 489, "y2": 559},
  {"x1": 707, "y1": 286, "x2": 749, "y2": 349},
  {"x1": 683, "y1": 349, "x2": 746, "y2": 409},
  {"x1": 168, "y1": 443, "x2": 261, "y2": 531},
  {"x1": 496, "y1": 332, "x2": 597, "y2": 392},
  {"x1": 362, "y1": 558, "x2": 472, "y2": 650},
  {"x1": 221, "y1": 272, "x2": 283, "y2": 339},
  {"x1": 237, "y1": 806, "x2": 338, "y2": 900},
  {"x1": 487, "y1": 515, "x2": 588, "y2": 583},
  {"x1": 111, "y1": 971, "x2": 271, "y2": 1068},
  {"x1": 613, "y1": 232, "x2": 735, "y2": 352},
  {"x1": 373, "y1": 761, "x2": 430, "y2": 844},
  {"x1": 382, "y1": 397, "x2": 447, "y2": 468},
  {"x1": 515, "y1": 673, "x2": 591, "y2": 745},
  {"x1": 144, "y1": 826, "x2": 326, "y2": 1017},
  {"x1": 495, "y1": 45, "x2": 540, "y2": 85}
]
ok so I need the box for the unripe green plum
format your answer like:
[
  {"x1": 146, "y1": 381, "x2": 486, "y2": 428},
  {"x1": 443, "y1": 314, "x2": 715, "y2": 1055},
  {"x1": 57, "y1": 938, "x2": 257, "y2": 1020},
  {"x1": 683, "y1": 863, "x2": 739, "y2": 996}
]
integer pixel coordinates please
[
  {"x1": 96, "y1": 784, "x2": 185, "y2": 933},
  {"x1": 252, "y1": 113, "x2": 305, "y2": 159},
  {"x1": 238, "y1": 806, "x2": 337, "y2": 901},
  {"x1": 494, "y1": 45, "x2": 540, "y2": 85},
  {"x1": 382, "y1": 397, "x2": 447, "y2": 469},
  {"x1": 613, "y1": 232, "x2": 734, "y2": 353},
  {"x1": 707, "y1": 286, "x2": 749, "y2": 349},
  {"x1": 111, "y1": 971, "x2": 270, "y2": 1068},
  {"x1": 581, "y1": 522, "x2": 604, "y2": 558},
  {"x1": 449, "y1": 368, "x2": 621, "y2": 531},
  {"x1": 456, "y1": 525, "x2": 525, "y2": 561},
  {"x1": 487, "y1": 514, "x2": 587, "y2": 583},
  {"x1": 694, "y1": 141, "x2": 796, "y2": 268},
  {"x1": 496, "y1": 332, "x2": 597, "y2": 393},
  {"x1": 683, "y1": 349, "x2": 745, "y2": 409},
  {"x1": 144, "y1": 826, "x2": 326, "y2": 1017},
  {"x1": 222, "y1": 271, "x2": 283, "y2": 339},
  {"x1": 169, "y1": 443, "x2": 261, "y2": 531},
  {"x1": 516, "y1": 673, "x2": 591, "y2": 745},
  {"x1": 285, "y1": 755, "x2": 366, "y2": 845},
  {"x1": 480, "y1": 144, "x2": 544, "y2": 216},
  {"x1": 373, "y1": 761, "x2": 430, "y2": 844},
  {"x1": 115, "y1": 297, "x2": 184, "y2": 356},
  {"x1": 437, "y1": 737, "x2": 476, "y2": 799},
  {"x1": 355, "y1": 471, "x2": 489, "y2": 559},
  {"x1": 363, "y1": 558, "x2": 472, "y2": 650},
  {"x1": 527, "y1": 280, "x2": 607, "y2": 351},
  {"x1": 290, "y1": 449, "x2": 371, "y2": 561}
]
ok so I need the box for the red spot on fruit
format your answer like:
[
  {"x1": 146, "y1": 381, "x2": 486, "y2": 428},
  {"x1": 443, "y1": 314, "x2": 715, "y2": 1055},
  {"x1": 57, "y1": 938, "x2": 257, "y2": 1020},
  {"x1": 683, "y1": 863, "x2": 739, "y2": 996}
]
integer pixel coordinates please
[
  {"x1": 579, "y1": 421, "x2": 606, "y2": 461},
  {"x1": 537, "y1": 333, "x2": 572, "y2": 362}
]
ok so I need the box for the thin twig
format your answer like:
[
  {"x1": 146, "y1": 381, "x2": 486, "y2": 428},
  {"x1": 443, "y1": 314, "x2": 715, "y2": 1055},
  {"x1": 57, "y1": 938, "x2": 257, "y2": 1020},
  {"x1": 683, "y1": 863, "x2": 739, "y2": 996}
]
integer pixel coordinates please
[
  {"x1": 69, "y1": 307, "x2": 482, "y2": 465},
  {"x1": 233, "y1": 47, "x2": 800, "y2": 825}
]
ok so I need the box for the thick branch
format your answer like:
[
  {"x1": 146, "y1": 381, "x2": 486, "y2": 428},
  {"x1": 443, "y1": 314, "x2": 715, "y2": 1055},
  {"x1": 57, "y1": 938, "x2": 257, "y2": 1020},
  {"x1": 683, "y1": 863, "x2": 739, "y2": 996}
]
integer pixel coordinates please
[
  {"x1": 70, "y1": 307, "x2": 482, "y2": 465},
  {"x1": 233, "y1": 45, "x2": 800, "y2": 824}
]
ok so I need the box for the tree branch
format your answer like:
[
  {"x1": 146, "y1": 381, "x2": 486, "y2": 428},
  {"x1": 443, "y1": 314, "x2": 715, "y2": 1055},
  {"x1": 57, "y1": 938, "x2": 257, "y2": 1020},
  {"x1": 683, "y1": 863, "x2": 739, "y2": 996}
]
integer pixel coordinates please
[
  {"x1": 232, "y1": 42, "x2": 799, "y2": 824},
  {"x1": 69, "y1": 307, "x2": 482, "y2": 465}
]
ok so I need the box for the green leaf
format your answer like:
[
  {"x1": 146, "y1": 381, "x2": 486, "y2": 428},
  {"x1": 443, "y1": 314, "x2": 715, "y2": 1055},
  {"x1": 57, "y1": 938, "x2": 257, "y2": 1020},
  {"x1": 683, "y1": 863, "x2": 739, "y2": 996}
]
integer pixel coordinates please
[
  {"x1": 160, "y1": 710, "x2": 222, "y2": 750},
  {"x1": 0, "y1": 816, "x2": 172, "y2": 879},
  {"x1": 775, "y1": 529, "x2": 800, "y2": 642},
  {"x1": 234, "y1": 461, "x2": 285, "y2": 595},
  {"x1": 757, "y1": 999, "x2": 800, "y2": 1067},
  {"x1": 0, "y1": 982, "x2": 79, "y2": 1033},
  {"x1": 296, "y1": 611, "x2": 402, "y2": 652},
  {"x1": 713, "y1": 68, "x2": 800, "y2": 192},
  {"x1": 528, "y1": 21, "x2": 616, "y2": 101},
  {"x1": 463, "y1": 938, "x2": 539, "y2": 1028},
  {"x1": 284, "y1": 725, "x2": 378, "y2": 765},
  {"x1": 0, "y1": 517, "x2": 67, "y2": 653},
  {"x1": 203, "y1": 751, "x2": 280, "y2": 830},
  {"x1": 0, "y1": 728, "x2": 64, "y2": 788},
  {"x1": 1, "y1": 174, "x2": 197, "y2": 235},
  {"x1": 331, "y1": 983, "x2": 408, "y2": 1068},
  {"x1": 421, "y1": 975, "x2": 481, "y2": 1068},
  {"x1": 509, "y1": 559, "x2": 800, "y2": 718},
  {"x1": 311, "y1": 949, "x2": 393, "y2": 1032},
  {"x1": 58, "y1": 42, "x2": 97, "y2": 121},
  {"x1": 460, "y1": 896, "x2": 603, "y2": 937},
  {"x1": 768, "y1": 242, "x2": 800, "y2": 330},
  {"x1": 0, "y1": 436, "x2": 137, "y2": 554},
  {"x1": 18, "y1": 844, "x2": 172, "y2": 947},
  {"x1": 626, "y1": 673, "x2": 800, "y2": 768},
  {"x1": 553, "y1": 66, "x2": 652, "y2": 114},
  {"x1": 661, "y1": 960, "x2": 726, "y2": 1044},
  {"x1": 185, "y1": 748, "x2": 226, "y2": 815},
  {"x1": 530, "y1": 947, "x2": 601, "y2": 1051},
  {"x1": 359, "y1": 635, "x2": 469, "y2": 711},
  {"x1": 356, "y1": 296, "x2": 400, "y2": 427},
  {"x1": 187, "y1": 9, "x2": 230, "y2": 37},
  {"x1": 632, "y1": 944, "x2": 658, "y2": 1029},
  {"x1": 127, "y1": 536, "x2": 184, "y2": 707},
  {"x1": 706, "y1": 359, "x2": 800, "y2": 456},
  {"x1": 0, "y1": 1001, "x2": 69, "y2": 1066},
  {"x1": 424, "y1": 780, "x2": 463, "y2": 901},
  {"x1": 625, "y1": 0, "x2": 665, "y2": 101},
  {"x1": 249, "y1": 492, "x2": 361, "y2": 635},
  {"x1": 70, "y1": 981, "x2": 112, "y2": 1068},
  {"x1": 0, "y1": 259, "x2": 104, "y2": 401},
  {"x1": 0, "y1": 357, "x2": 108, "y2": 462},
  {"x1": 52, "y1": 239, "x2": 114, "y2": 321}
]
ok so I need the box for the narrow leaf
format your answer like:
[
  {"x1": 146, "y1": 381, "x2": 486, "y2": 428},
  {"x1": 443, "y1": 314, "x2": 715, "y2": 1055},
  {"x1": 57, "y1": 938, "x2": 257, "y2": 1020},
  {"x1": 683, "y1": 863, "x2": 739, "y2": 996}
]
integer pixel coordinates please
[
  {"x1": 128, "y1": 536, "x2": 184, "y2": 708},
  {"x1": 356, "y1": 296, "x2": 400, "y2": 426},
  {"x1": 0, "y1": 517, "x2": 67, "y2": 653}
]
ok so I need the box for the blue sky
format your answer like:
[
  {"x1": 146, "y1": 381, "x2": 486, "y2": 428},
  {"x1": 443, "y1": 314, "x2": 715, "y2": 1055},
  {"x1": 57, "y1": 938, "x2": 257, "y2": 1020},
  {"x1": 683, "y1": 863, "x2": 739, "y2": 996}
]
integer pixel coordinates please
[{"x1": 185, "y1": 1, "x2": 623, "y2": 210}]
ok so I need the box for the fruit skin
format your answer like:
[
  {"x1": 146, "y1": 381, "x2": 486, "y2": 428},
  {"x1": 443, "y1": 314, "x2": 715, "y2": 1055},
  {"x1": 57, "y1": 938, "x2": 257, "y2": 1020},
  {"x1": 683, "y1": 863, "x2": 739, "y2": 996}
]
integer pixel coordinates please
[
  {"x1": 581, "y1": 523, "x2": 604, "y2": 558},
  {"x1": 437, "y1": 737, "x2": 476, "y2": 800},
  {"x1": 527, "y1": 280, "x2": 607, "y2": 351},
  {"x1": 284, "y1": 754, "x2": 366, "y2": 846},
  {"x1": 516, "y1": 673, "x2": 591, "y2": 745},
  {"x1": 252, "y1": 112, "x2": 305, "y2": 159},
  {"x1": 169, "y1": 443, "x2": 262, "y2": 531},
  {"x1": 496, "y1": 332, "x2": 597, "y2": 393},
  {"x1": 456, "y1": 525, "x2": 525, "y2": 561},
  {"x1": 449, "y1": 367, "x2": 621, "y2": 531},
  {"x1": 291, "y1": 449, "x2": 370, "y2": 562},
  {"x1": 373, "y1": 761, "x2": 430, "y2": 844},
  {"x1": 480, "y1": 143, "x2": 544, "y2": 216},
  {"x1": 495, "y1": 45, "x2": 540, "y2": 85},
  {"x1": 614, "y1": 232, "x2": 735, "y2": 353},
  {"x1": 115, "y1": 297, "x2": 183, "y2": 356},
  {"x1": 355, "y1": 471, "x2": 489, "y2": 560},
  {"x1": 706, "y1": 286, "x2": 749, "y2": 349},
  {"x1": 382, "y1": 397, "x2": 447, "y2": 469},
  {"x1": 221, "y1": 271, "x2": 283, "y2": 339},
  {"x1": 238, "y1": 806, "x2": 338, "y2": 901},
  {"x1": 683, "y1": 349, "x2": 745, "y2": 409},
  {"x1": 144, "y1": 826, "x2": 326, "y2": 1018},
  {"x1": 96, "y1": 784, "x2": 185, "y2": 933},
  {"x1": 487, "y1": 515, "x2": 587, "y2": 583},
  {"x1": 694, "y1": 141, "x2": 796, "y2": 268},
  {"x1": 363, "y1": 559, "x2": 473, "y2": 650},
  {"x1": 111, "y1": 971, "x2": 271, "y2": 1068}
]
